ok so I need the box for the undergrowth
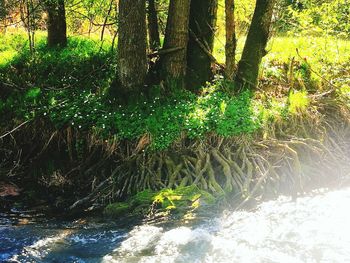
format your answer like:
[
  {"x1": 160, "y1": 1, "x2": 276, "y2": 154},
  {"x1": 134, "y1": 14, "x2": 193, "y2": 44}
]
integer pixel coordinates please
[
  {"x1": 1, "y1": 77, "x2": 335, "y2": 150},
  {"x1": 1, "y1": 34, "x2": 350, "y2": 151},
  {"x1": 0, "y1": 33, "x2": 115, "y2": 95},
  {"x1": 1, "y1": 34, "x2": 350, "y2": 211}
]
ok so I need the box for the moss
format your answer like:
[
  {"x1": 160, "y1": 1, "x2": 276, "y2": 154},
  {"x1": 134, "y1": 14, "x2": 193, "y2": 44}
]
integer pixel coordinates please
[
  {"x1": 153, "y1": 185, "x2": 216, "y2": 212},
  {"x1": 104, "y1": 202, "x2": 131, "y2": 217},
  {"x1": 199, "y1": 190, "x2": 216, "y2": 205},
  {"x1": 103, "y1": 185, "x2": 217, "y2": 218},
  {"x1": 129, "y1": 189, "x2": 156, "y2": 206}
]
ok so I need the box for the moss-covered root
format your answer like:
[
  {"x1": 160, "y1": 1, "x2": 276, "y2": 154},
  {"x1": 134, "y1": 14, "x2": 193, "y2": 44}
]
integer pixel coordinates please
[{"x1": 103, "y1": 185, "x2": 216, "y2": 218}]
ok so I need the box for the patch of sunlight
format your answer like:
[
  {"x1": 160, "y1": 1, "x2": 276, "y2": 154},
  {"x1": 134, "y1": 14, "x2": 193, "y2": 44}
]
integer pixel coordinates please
[
  {"x1": 213, "y1": 33, "x2": 350, "y2": 67},
  {"x1": 340, "y1": 84, "x2": 350, "y2": 98},
  {"x1": 253, "y1": 97, "x2": 286, "y2": 125},
  {"x1": 267, "y1": 36, "x2": 350, "y2": 65},
  {"x1": 288, "y1": 90, "x2": 309, "y2": 114},
  {"x1": 220, "y1": 100, "x2": 227, "y2": 114},
  {"x1": 10, "y1": 229, "x2": 74, "y2": 261},
  {"x1": 339, "y1": 84, "x2": 350, "y2": 108},
  {"x1": 0, "y1": 50, "x2": 17, "y2": 67},
  {"x1": 188, "y1": 107, "x2": 210, "y2": 125}
]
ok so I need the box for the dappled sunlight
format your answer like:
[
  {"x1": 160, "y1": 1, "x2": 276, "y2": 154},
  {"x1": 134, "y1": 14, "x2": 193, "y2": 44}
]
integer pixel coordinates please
[
  {"x1": 0, "y1": 50, "x2": 17, "y2": 67},
  {"x1": 213, "y1": 35, "x2": 350, "y2": 66},
  {"x1": 187, "y1": 107, "x2": 211, "y2": 131},
  {"x1": 288, "y1": 90, "x2": 309, "y2": 114},
  {"x1": 267, "y1": 36, "x2": 350, "y2": 64}
]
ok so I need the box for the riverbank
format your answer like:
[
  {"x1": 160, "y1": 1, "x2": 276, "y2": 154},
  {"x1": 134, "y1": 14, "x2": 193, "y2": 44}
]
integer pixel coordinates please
[{"x1": 1, "y1": 34, "x2": 350, "y2": 217}]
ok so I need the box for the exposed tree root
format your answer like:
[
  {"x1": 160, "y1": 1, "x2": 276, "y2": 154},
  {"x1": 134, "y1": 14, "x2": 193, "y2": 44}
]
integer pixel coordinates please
[{"x1": 1, "y1": 94, "x2": 350, "y2": 212}]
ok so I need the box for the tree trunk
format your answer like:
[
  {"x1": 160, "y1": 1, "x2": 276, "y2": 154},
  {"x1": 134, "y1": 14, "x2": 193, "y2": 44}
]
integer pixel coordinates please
[
  {"x1": 147, "y1": 0, "x2": 160, "y2": 51},
  {"x1": 117, "y1": 0, "x2": 148, "y2": 94},
  {"x1": 0, "y1": 0, "x2": 6, "y2": 21},
  {"x1": 162, "y1": 0, "x2": 191, "y2": 89},
  {"x1": 45, "y1": 0, "x2": 67, "y2": 48},
  {"x1": 234, "y1": 0, "x2": 276, "y2": 90},
  {"x1": 225, "y1": 0, "x2": 236, "y2": 81},
  {"x1": 0, "y1": 0, "x2": 6, "y2": 34},
  {"x1": 186, "y1": 0, "x2": 218, "y2": 90}
]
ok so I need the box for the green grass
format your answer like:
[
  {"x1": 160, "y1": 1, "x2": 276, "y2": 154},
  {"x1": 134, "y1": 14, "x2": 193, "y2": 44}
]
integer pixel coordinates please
[
  {"x1": 266, "y1": 36, "x2": 350, "y2": 64},
  {"x1": 0, "y1": 31, "x2": 113, "y2": 68},
  {"x1": 0, "y1": 32, "x2": 349, "y2": 151},
  {"x1": 0, "y1": 32, "x2": 116, "y2": 96},
  {"x1": 0, "y1": 76, "x2": 313, "y2": 150},
  {"x1": 213, "y1": 35, "x2": 350, "y2": 66}
]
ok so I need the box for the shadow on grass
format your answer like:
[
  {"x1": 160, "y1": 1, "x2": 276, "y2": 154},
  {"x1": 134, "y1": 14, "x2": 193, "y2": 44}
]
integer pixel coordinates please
[{"x1": 0, "y1": 36, "x2": 117, "y2": 99}]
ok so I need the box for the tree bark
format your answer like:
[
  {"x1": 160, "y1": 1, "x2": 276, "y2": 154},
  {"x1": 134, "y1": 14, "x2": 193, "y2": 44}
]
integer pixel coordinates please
[
  {"x1": 45, "y1": 0, "x2": 67, "y2": 48},
  {"x1": 186, "y1": 0, "x2": 218, "y2": 90},
  {"x1": 117, "y1": 0, "x2": 148, "y2": 94},
  {"x1": 147, "y1": 0, "x2": 160, "y2": 51},
  {"x1": 234, "y1": 0, "x2": 276, "y2": 90},
  {"x1": 225, "y1": 0, "x2": 236, "y2": 81},
  {"x1": 162, "y1": 0, "x2": 191, "y2": 89},
  {"x1": 0, "y1": 0, "x2": 6, "y2": 21}
]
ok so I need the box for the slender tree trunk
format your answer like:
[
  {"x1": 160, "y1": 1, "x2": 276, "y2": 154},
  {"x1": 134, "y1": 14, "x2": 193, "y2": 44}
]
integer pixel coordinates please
[
  {"x1": 100, "y1": 0, "x2": 114, "y2": 41},
  {"x1": 162, "y1": 0, "x2": 191, "y2": 89},
  {"x1": 19, "y1": 0, "x2": 34, "y2": 52},
  {"x1": 0, "y1": 0, "x2": 7, "y2": 31},
  {"x1": 45, "y1": 0, "x2": 67, "y2": 48},
  {"x1": 147, "y1": 0, "x2": 160, "y2": 51},
  {"x1": 225, "y1": 0, "x2": 236, "y2": 80},
  {"x1": 186, "y1": 0, "x2": 218, "y2": 90},
  {"x1": 0, "y1": 0, "x2": 4, "y2": 16},
  {"x1": 117, "y1": 0, "x2": 148, "y2": 94},
  {"x1": 234, "y1": 0, "x2": 276, "y2": 90},
  {"x1": 29, "y1": 0, "x2": 35, "y2": 49},
  {"x1": 26, "y1": 0, "x2": 34, "y2": 52}
]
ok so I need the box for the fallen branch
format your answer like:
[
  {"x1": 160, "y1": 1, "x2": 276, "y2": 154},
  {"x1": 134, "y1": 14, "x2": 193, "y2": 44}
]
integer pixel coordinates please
[
  {"x1": 148, "y1": 47, "x2": 184, "y2": 58},
  {"x1": 189, "y1": 29, "x2": 225, "y2": 70},
  {"x1": 0, "y1": 120, "x2": 30, "y2": 140},
  {"x1": 69, "y1": 177, "x2": 112, "y2": 211}
]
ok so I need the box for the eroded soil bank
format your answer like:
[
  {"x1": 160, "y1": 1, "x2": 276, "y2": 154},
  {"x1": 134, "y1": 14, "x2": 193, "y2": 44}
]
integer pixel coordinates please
[{"x1": 1, "y1": 91, "x2": 350, "y2": 219}]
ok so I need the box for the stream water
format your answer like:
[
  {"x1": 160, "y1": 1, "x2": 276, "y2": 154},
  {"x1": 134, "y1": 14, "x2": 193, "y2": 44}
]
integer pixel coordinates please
[{"x1": 1, "y1": 187, "x2": 350, "y2": 263}]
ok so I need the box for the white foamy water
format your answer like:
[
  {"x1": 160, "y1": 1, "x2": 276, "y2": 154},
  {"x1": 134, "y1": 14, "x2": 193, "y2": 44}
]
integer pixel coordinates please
[
  {"x1": 103, "y1": 188, "x2": 350, "y2": 263},
  {"x1": 2, "y1": 188, "x2": 350, "y2": 262}
]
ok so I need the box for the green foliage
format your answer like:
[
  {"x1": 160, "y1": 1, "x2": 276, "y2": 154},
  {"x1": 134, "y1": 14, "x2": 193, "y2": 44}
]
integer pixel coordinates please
[
  {"x1": 65, "y1": 0, "x2": 117, "y2": 35},
  {"x1": 286, "y1": 0, "x2": 350, "y2": 37},
  {"x1": 288, "y1": 90, "x2": 310, "y2": 114},
  {"x1": 153, "y1": 185, "x2": 215, "y2": 210},
  {"x1": 104, "y1": 202, "x2": 131, "y2": 217},
  {"x1": 0, "y1": 78, "x2": 261, "y2": 150},
  {"x1": 1, "y1": 34, "x2": 348, "y2": 151},
  {"x1": 111, "y1": 82, "x2": 260, "y2": 149},
  {"x1": 0, "y1": 35, "x2": 115, "y2": 91},
  {"x1": 130, "y1": 190, "x2": 156, "y2": 207},
  {"x1": 216, "y1": 90, "x2": 258, "y2": 137},
  {"x1": 0, "y1": 74, "x2": 317, "y2": 152},
  {"x1": 0, "y1": 33, "x2": 28, "y2": 68},
  {"x1": 25, "y1": 87, "x2": 41, "y2": 100}
]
